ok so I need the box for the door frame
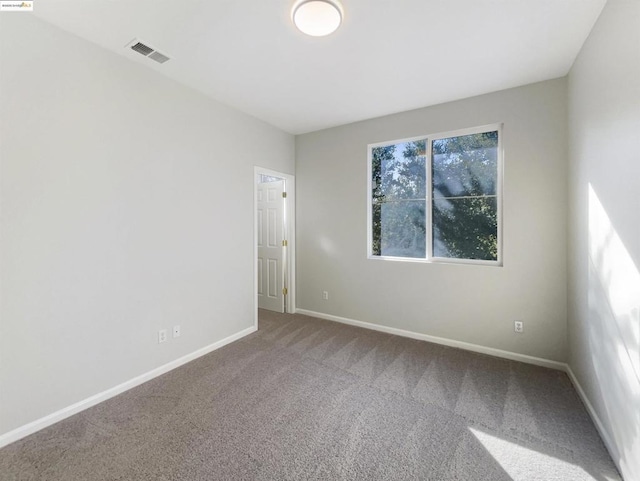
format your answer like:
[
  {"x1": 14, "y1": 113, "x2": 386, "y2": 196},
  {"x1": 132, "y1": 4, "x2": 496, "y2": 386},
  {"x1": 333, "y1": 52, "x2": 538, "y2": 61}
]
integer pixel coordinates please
[{"x1": 254, "y1": 167, "x2": 296, "y2": 328}]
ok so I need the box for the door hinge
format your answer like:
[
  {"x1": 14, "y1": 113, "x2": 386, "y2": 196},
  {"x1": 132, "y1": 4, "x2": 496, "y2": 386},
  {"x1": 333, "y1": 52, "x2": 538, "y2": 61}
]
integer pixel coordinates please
[
  {"x1": 282, "y1": 287, "x2": 288, "y2": 296},
  {"x1": 282, "y1": 192, "x2": 287, "y2": 198},
  {"x1": 282, "y1": 240, "x2": 288, "y2": 247}
]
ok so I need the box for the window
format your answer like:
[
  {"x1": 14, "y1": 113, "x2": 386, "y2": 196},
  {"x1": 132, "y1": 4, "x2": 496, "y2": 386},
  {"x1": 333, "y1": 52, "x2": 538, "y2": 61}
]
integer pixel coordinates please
[{"x1": 369, "y1": 124, "x2": 502, "y2": 265}]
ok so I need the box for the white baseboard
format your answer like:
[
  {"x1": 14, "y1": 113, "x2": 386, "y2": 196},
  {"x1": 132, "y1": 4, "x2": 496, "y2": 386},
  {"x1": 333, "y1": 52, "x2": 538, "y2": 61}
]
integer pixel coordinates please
[
  {"x1": 2, "y1": 310, "x2": 624, "y2": 480},
  {"x1": 295, "y1": 308, "x2": 567, "y2": 371},
  {"x1": 0, "y1": 325, "x2": 256, "y2": 449},
  {"x1": 295, "y1": 308, "x2": 625, "y2": 478},
  {"x1": 565, "y1": 365, "x2": 622, "y2": 477}
]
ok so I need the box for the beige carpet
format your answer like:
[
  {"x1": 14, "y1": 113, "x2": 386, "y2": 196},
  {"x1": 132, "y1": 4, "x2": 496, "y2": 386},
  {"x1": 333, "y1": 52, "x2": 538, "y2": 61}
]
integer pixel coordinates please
[{"x1": 0, "y1": 310, "x2": 621, "y2": 480}]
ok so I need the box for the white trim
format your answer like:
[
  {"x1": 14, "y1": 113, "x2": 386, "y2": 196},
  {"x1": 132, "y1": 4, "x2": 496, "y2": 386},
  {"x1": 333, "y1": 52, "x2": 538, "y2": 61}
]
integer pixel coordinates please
[
  {"x1": 564, "y1": 365, "x2": 622, "y2": 476},
  {"x1": 295, "y1": 308, "x2": 566, "y2": 371},
  {"x1": 428, "y1": 123, "x2": 503, "y2": 142},
  {"x1": 368, "y1": 133, "x2": 429, "y2": 150},
  {"x1": 367, "y1": 255, "x2": 503, "y2": 267},
  {"x1": 426, "y1": 133, "x2": 434, "y2": 261},
  {"x1": 1, "y1": 308, "x2": 623, "y2": 479},
  {"x1": 367, "y1": 142, "x2": 373, "y2": 258},
  {"x1": 294, "y1": 308, "x2": 624, "y2": 476},
  {"x1": 366, "y1": 123, "x2": 503, "y2": 266},
  {"x1": 497, "y1": 123, "x2": 504, "y2": 265},
  {"x1": 367, "y1": 134, "x2": 428, "y2": 259},
  {"x1": 254, "y1": 167, "x2": 296, "y2": 323},
  {"x1": 0, "y1": 326, "x2": 256, "y2": 449}
]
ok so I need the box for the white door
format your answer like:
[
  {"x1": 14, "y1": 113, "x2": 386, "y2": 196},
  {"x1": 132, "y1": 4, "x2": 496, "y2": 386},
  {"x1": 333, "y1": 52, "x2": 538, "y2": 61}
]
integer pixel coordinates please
[{"x1": 257, "y1": 180, "x2": 286, "y2": 312}]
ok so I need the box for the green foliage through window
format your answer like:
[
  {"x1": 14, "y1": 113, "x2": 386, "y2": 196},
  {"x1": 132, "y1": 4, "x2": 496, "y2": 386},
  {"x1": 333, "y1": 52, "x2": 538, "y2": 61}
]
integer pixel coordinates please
[{"x1": 370, "y1": 128, "x2": 500, "y2": 263}]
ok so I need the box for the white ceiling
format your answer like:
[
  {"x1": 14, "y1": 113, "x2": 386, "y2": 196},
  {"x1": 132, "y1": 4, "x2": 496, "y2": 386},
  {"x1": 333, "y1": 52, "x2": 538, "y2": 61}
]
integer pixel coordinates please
[{"x1": 33, "y1": 0, "x2": 606, "y2": 134}]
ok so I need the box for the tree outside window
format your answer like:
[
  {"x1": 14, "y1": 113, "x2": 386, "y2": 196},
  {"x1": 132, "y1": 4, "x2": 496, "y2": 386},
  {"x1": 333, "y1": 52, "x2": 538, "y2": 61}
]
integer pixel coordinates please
[{"x1": 370, "y1": 126, "x2": 500, "y2": 264}]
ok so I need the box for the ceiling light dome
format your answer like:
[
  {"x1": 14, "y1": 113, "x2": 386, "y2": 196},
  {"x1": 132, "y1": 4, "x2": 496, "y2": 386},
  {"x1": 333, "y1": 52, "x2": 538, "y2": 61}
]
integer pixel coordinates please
[{"x1": 292, "y1": 0, "x2": 343, "y2": 37}]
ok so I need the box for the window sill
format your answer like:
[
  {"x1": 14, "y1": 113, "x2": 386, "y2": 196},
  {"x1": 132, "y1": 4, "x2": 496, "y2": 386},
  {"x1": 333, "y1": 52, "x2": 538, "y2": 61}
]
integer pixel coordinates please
[{"x1": 367, "y1": 255, "x2": 503, "y2": 267}]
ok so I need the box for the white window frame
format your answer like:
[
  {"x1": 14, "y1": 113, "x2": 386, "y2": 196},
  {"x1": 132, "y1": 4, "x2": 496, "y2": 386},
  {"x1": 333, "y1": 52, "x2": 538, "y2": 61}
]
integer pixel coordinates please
[{"x1": 367, "y1": 123, "x2": 503, "y2": 266}]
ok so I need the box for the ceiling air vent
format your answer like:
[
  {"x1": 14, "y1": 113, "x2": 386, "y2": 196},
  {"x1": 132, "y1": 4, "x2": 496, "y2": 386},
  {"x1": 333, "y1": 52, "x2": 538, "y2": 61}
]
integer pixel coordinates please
[
  {"x1": 125, "y1": 39, "x2": 171, "y2": 65},
  {"x1": 130, "y1": 41, "x2": 153, "y2": 56},
  {"x1": 148, "y1": 51, "x2": 170, "y2": 64}
]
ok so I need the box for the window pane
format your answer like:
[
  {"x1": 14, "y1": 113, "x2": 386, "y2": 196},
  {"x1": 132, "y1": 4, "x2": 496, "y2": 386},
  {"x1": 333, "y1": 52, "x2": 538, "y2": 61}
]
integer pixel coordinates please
[
  {"x1": 372, "y1": 139, "x2": 426, "y2": 257},
  {"x1": 431, "y1": 130, "x2": 499, "y2": 261},
  {"x1": 372, "y1": 140, "x2": 426, "y2": 200},
  {"x1": 370, "y1": 128, "x2": 500, "y2": 263},
  {"x1": 432, "y1": 131, "x2": 498, "y2": 198},
  {"x1": 380, "y1": 200, "x2": 426, "y2": 258},
  {"x1": 432, "y1": 196, "x2": 498, "y2": 261}
]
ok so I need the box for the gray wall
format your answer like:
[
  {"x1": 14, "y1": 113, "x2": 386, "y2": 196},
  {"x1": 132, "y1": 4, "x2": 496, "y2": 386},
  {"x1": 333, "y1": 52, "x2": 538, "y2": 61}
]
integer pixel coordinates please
[
  {"x1": 296, "y1": 79, "x2": 568, "y2": 362},
  {"x1": 0, "y1": 15, "x2": 294, "y2": 436},
  {"x1": 567, "y1": 0, "x2": 640, "y2": 478}
]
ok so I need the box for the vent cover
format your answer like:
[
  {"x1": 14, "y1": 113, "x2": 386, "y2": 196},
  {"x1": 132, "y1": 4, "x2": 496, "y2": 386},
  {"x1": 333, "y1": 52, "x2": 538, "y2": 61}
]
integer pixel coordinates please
[
  {"x1": 125, "y1": 39, "x2": 171, "y2": 64},
  {"x1": 148, "y1": 51, "x2": 170, "y2": 64},
  {"x1": 130, "y1": 41, "x2": 153, "y2": 56}
]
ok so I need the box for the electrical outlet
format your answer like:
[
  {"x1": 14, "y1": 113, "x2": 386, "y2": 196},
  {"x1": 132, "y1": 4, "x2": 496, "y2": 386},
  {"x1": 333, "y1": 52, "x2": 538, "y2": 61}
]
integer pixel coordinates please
[
  {"x1": 158, "y1": 329, "x2": 168, "y2": 343},
  {"x1": 173, "y1": 325, "x2": 181, "y2": 338},
  {"x1": 514, "y1": 321, "x2": 524, "y2": 333},
  {"x1": 322, "y1": 290, "x2": 329, "y2": 300}
]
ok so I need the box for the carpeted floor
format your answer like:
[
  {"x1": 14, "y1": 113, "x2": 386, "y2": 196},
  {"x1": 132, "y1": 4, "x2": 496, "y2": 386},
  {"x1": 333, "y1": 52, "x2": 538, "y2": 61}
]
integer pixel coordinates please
[{"x1": 0, "y1": 310, "x2": 621, "y2": 481}]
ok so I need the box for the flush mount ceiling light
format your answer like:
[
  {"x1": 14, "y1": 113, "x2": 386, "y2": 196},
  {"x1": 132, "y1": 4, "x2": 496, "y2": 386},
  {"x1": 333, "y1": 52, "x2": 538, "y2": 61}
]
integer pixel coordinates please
[{"x1": 292, "y1": 0, "x2": 343, "y2": 37}]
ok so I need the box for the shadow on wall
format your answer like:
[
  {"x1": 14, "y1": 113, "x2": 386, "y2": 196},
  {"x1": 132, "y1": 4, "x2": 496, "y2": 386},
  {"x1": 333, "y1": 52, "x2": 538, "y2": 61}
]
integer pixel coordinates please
[{"x1": 587, "y1": 183, "x2": 640, "y2": 476}]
